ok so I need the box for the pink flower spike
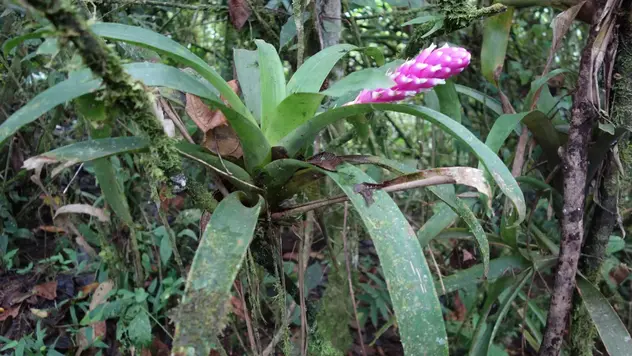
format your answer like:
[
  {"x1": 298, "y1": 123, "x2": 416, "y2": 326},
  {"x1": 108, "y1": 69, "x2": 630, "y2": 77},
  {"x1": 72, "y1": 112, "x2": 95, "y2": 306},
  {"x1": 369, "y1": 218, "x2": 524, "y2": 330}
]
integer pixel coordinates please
[{"x1": 349, "y1": 44, "x2": 471, "y2": 105}]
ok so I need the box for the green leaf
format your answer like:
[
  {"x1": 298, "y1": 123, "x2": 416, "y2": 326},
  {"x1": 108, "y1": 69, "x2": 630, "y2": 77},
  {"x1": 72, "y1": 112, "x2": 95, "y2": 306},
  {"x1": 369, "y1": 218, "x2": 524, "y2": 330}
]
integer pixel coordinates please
[
  {"x1": 0, "y1": 73, "x2": 101, "y2": 145},
  {"x1": 94, "y1": 158, "x2": 134, "y2": 225},
  {"x1": 483, "y1": 112, "x2": 532, "y2": 154},
  {"x1": 524, "y1": 68, "x2": 571, "y2": 109},
  {"x1": 323, "y1": 163, "x2": 448, "y2": 355},
  {"x1": 23, "y1": 137, "x2": 150, "y2": 170},
  {"x1": 208, "y1": 100, "x2": 271, "y2": 172},
  {"x1": 481, "y1": 9, "x2": 514, "y2": 84},
  {"x1": 90, "y1": 22, "x2": 254, "y2": 124},
  {"x1": 455, "y1": 84, "x2": 503, "y2": 116},
  {"x1": 286, "y1": 44, "x2": 357, "y2": 94},
  {"x1": 2, "y1": 27, "x2": 52, "y2": 57},
  {"x1": 468, "y1": 276, "x2": 515, "y2": 355},
  {"x1": 264, "y1": 93, "x2": 324, "y2": 145},
  {"x1": 280, "y1": 103, "x2": 526, "y2": 224},
  {"x1": 487, "y1": 269, "x2": 533, "y2": 351},
  {"x1": 523, "y1": 111, "x2": 562, "y2": 166},
  {"x1": 402, "y1": 15, "x2": 443, "y2": 26},
  {"x1": 439, "y1": 256, "x2": 528, "y2": 295},
  {"x1": 124, "y1": 62, "x2": 219, "y2": 100},
  {"x1": 417, "y1": 202, "x2": 458, "y2": 247},
  {"x1": 434, "y1": 79, "x2": 462, "y2": 123},
  {"x1": 234, "y1": 49, "x2": 262, "y2": 122},
  {"x1": 363, "y1": 47, "x2": 385, "y2": 67},
  {"x1": 606, "y1": 235, "x2": 625, "y2": 255},
  {"x1": 256, "y1": 39, "x2": 287, "y2": 134},
  {"x1": 280, "y1": 13, "x2": 309, "y2": 49},
  {"x1": 175, "y1": 142, "x2": 254, "y2": 186},
  {"x1": 429, "y1": 185, "x2": 489, "y2": 276},
  {"x1": 159, "y1": 232, "x2": 173, "y2": 265},
  {"x1": 578, "y1": 277, "x2": 632, "y2": 356},
  {"x1": 0, "y1": 62, "x2": 222, "y2": 146},
  {"x1": 173, "y1": 192, "x2": 263, "y2": 355},
  {"x1": 126, "y1": 306, "x2": 152, "y2": 347},
  {"x1": 322, "y1": 68, "x2": 395, "y2": 97}
]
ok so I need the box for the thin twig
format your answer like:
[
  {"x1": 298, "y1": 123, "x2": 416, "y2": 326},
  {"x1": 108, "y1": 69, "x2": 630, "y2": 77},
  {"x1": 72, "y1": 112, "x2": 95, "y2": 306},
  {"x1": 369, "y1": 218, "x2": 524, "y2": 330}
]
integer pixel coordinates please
[
  {"x1": 235, "y1": 280, "x2": 259, "y2": 355},
  {"x1": 92, "y1": 0, "x2": 223, "y2": 10},
  {"x1": 271, "y1": 176, "x2": 453, "y2": 219},
  {"x1": 341, "y1": 202, "x2": 367, "y2": 356},
  {"x1": 427, "y1": 244, "x2": 446, "y2": 296}
]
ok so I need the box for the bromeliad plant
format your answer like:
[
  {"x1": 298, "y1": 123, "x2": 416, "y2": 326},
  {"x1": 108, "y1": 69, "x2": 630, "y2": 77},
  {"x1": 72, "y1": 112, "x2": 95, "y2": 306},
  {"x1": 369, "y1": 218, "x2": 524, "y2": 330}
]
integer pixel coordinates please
[{"x1": 5, "y1": 4, "x2": 527, "y2": 355}]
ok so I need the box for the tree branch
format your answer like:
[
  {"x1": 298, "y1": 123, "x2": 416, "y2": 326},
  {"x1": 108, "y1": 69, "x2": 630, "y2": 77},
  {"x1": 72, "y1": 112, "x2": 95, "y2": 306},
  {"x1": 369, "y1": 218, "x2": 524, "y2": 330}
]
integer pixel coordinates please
[
  {"x1": 271, "y1": 176, "x2": 454, "y2": 219},
  {"x1": 92, "y1": 0, "x2": 223, "y2": 10},
  {"x1": 538, "y1": 6, "x2": 604, "y2": 355}
]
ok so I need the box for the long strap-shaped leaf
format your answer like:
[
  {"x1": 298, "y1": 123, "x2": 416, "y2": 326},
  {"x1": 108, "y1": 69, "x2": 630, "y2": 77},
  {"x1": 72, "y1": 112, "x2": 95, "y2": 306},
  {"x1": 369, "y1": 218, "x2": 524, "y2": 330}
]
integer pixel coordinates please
[
  {"x1": 23, "y1": 137, "x2": 150, "y2": 169},
  {"x1": 286, "y1": 43, "x2": 357, "y2": 94},
  {"x1": 90, "y1": 23, "x2": 254, "y2": 124},
  {"x1": 2, "y1": 62, "x2": 270, "y2": 172},
  {"x1": 279, "y1": 103, "x2": 526, "y2": 224},
  {"x1": 323, "y1": 163, "x2": 448, "y2": 356},
  {"x1": 173, "y1": 192, "x2": 263, "y2": 354},
  {"x1": 577, "y1": 277, "x2": 632, "y2": 355}
]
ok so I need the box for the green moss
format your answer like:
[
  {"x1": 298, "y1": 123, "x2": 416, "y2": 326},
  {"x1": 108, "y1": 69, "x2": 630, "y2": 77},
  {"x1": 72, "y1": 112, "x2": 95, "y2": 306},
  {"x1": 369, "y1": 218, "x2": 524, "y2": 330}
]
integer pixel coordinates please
[
  {"x1": 570, "y1": 294, "x2": 597, "y2": 356},
  {"x1": 310, "y1": 265, "x2": 353, "y2": 354},
  {"x1": 404, "y1": 2, "x2": 506, "y2": 57},
  {"x1": 187, "y1": 180, "x2": 218, "y2": 212}
]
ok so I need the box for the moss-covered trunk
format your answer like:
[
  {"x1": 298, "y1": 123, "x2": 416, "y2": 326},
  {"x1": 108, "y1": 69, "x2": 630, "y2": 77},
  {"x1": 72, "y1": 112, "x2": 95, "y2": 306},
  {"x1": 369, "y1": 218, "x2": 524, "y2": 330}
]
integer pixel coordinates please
[{"x1": 568, "y1": 1, "x2": 630, "y2": 354}]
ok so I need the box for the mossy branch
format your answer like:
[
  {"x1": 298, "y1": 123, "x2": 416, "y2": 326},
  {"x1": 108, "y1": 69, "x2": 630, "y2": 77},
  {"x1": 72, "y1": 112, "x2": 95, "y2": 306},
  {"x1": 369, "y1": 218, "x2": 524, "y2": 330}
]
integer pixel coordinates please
[
  {"x1": 24, "y1": 0, "x2": 181, "y2": 186},
  {"x1": 24, "y1": 0, "x2": 182, "y2": 286},
  {"x1": 403, "y1": 3, "x2": 507, "y2": 57}
]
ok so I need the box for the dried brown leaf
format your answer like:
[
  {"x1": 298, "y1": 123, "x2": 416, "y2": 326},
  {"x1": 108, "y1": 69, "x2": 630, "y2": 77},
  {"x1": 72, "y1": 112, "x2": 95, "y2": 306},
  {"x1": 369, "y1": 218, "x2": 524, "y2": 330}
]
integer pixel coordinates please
[
  {"x1": 544, "y1": 1, "x2": 586, "y2": 75},
  {"x1": 0, "y1": 305, "x2": 20, "y2": 321},
  {"x1": 55, "y1": 204, "x2": 110, "y2": 223},
  {"x1": 33, "y1": 281, "x2": 57, "y2": 300},
  {"x1": 76, "y1": 281, "x2": 114, "y2": 356},
  {"x1": 203, "y1": 125, "x2": 244, "y2": 158},
  {"x1": 228, "y1": 0, "x2": 252, "y2": 30},
  {"x1": 307, "y1": 152, "x2": 344, "y2": 171}
]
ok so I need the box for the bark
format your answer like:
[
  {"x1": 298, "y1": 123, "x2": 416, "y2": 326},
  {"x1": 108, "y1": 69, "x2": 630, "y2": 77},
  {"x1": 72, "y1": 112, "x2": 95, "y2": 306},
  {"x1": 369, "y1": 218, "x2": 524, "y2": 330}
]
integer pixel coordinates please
[
  {"x1": 568, "y1": 3, "x2": 630, "y2": 352},
  {"x1": 538, "y1": 7, "x2": 603, "y2": 356},
  {"x1": 316, "y1": 0, "x2": 341, "y2": 49},
  {"x1": 569, "y1": 157, "x2": 619, "y2": 355}
]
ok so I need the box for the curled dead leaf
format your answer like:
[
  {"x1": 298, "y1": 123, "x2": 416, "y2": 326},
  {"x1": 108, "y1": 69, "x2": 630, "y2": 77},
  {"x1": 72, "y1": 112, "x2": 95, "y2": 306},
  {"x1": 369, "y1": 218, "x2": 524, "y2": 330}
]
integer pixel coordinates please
[{"x1": 54, "y1": 204, "x2": 110, "y2": 223}]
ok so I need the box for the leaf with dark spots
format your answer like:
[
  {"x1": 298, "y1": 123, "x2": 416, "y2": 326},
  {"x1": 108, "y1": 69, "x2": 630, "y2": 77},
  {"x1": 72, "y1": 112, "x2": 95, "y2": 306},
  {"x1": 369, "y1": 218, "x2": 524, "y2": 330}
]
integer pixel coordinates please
[
  {"x1": 228, "y1": 0, "x2": 251, "y2": 30},
  {"x1": 306, "y1": 152, "x2": 344, "y2": 171}
]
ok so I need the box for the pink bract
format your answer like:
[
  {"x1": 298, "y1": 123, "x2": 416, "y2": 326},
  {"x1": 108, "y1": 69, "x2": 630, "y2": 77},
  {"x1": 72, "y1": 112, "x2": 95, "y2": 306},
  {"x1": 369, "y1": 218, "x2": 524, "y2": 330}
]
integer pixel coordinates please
[{"x1": 349, "y1": 44, "x2": 471, "y2": 105}]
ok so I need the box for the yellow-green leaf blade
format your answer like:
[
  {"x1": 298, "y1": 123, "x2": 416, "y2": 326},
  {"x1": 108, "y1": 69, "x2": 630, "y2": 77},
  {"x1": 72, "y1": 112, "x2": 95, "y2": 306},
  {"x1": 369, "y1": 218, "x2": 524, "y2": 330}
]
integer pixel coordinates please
[{"x1": 323, "y1": 163, "x2": 448, "y2": 356}]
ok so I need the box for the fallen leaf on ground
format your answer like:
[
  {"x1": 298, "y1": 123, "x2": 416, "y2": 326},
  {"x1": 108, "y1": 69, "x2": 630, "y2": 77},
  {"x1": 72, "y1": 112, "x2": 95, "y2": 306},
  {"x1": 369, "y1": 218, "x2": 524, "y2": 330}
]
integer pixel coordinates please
[
  {"x1": 0, "y1": 305, "x2": 20, "y2": 321},
  {"x1": 76, "y1": 280, "x2": 114, "y2": 355},
  {"x1": 33, "y1": 281, "x2": 57, "y2": 300}
]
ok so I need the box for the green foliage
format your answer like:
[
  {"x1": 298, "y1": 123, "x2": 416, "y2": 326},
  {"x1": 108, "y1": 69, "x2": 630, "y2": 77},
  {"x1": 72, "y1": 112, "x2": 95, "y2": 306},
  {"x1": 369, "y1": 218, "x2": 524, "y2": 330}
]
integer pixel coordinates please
[{"x1": 2, "y1": 1, "x2": 631, "y2": 355}]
